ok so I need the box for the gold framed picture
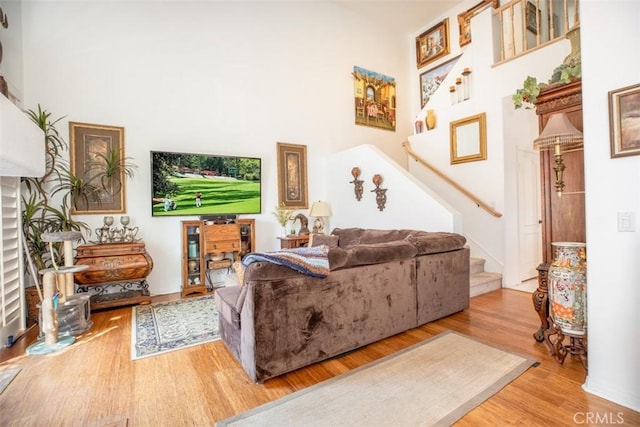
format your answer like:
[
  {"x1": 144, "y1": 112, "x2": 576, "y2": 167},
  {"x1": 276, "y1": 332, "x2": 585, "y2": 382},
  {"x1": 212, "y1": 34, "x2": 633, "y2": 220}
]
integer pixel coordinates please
[
  {"x1": 609, "y1": 83, "x2": 640, "y2": 158},
  {"x1": 450, "y1": 113, "x2": 487, "y2": 164},
  {"x1": 416, "y1": 18, "x2": 450, "y2": 69},
  {"x1": 69, "y1": 122, "x2": 127, "y2": 214},
  {"x1": 276, "y1": 142, "x2": 308, "y2": 209}
]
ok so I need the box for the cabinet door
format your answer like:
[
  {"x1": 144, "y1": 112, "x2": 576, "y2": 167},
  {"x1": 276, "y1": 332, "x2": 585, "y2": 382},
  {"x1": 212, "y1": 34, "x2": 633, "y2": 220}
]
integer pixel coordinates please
[
  {"x1": 182, "y1": 221, "x2": 207, "y2": 297},
  {"x1": 203, "y1": 224, "x2": 241, "y2": 255},
  {"x1": 237, "y1": 218, "x2": 255, "y2": 258}
]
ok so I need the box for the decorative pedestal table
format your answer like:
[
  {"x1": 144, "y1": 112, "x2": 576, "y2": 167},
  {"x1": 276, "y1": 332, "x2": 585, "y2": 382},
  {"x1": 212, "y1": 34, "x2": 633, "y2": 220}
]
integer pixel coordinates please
[{"x1": 74, "y1": 241, "x2": 153, "y2": 310}]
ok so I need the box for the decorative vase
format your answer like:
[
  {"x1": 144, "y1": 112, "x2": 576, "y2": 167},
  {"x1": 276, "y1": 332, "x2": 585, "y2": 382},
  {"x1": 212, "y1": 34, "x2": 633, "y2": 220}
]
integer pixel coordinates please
[
  {"x1": 188, "y1": 240, "x2": 198, "y2": 258},
  {"x1": 425, "y1": 109, "x2": 436, "y2": 130},
  {"x1": 548, "y1": 242, "x2": 587, "y2": 335},
  {"x1": 563, "y1": 24, "x2": 581, "y2": 67},
  {"x1": 188, "y1": 259, "x2": 198, "y2": 273}
]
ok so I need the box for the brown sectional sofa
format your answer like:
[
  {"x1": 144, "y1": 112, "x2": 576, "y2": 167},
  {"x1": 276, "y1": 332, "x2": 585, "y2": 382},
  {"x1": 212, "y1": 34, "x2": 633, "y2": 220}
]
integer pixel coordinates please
[{"x1": 214, "y1": 228, "x2": 470, "y2": 382}]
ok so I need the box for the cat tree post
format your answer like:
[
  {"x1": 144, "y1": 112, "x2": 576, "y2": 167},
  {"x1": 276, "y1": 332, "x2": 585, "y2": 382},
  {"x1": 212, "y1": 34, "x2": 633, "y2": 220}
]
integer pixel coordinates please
[
  {"x1": 42, "y1": 231, "x2": 83, "y2": 302},
  {"x1": 41, "y1": 269, "x2": 59, "y2": 345}
]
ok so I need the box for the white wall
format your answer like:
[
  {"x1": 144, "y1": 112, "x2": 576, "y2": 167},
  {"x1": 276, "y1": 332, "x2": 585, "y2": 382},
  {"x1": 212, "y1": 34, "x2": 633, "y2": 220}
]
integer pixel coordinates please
[
  {"x1": 580, "y1": 0, "x2": 640, "y2": 412},
  {"x1": 21, "y1": 1, "x2": 412, "y2": 295},
  {"x1": 0, "y1": 0, "x2": 25, "y2": 104},
  {"x1": 328, "y1": 144, "x2": 461, "y2": 233}
]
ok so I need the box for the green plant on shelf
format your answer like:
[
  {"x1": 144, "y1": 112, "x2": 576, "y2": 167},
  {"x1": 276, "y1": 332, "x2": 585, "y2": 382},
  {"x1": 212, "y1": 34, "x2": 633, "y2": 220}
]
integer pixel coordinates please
[{"x1": 512, "y1": 62, "x2": 581, "y2": 109}]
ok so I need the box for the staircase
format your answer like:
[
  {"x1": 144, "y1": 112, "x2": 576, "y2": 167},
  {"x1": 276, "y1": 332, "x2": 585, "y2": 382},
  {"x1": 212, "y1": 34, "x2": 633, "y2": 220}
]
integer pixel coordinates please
[{"x1": 470, "y1": 257, "x2": 502, "y2": 297}]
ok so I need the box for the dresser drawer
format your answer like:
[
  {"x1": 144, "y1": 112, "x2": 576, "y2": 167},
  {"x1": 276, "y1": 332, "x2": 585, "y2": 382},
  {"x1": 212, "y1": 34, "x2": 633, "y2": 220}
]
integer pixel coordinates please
[{"x1": 204, "y1": 239, "x2": 241, "y2": 254}]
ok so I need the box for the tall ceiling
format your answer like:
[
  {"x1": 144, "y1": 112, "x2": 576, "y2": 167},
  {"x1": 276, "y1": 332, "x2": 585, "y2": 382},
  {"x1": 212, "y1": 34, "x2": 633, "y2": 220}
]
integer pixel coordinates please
[{"x1": 336, "y1": 0, "x2": 465, "y2": 37}]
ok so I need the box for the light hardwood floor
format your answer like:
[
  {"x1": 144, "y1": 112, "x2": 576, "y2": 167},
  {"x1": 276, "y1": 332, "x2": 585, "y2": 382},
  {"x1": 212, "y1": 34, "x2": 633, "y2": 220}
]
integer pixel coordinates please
[{"x1": 1, "y1": 289, "x2": 638, "y2": 426}]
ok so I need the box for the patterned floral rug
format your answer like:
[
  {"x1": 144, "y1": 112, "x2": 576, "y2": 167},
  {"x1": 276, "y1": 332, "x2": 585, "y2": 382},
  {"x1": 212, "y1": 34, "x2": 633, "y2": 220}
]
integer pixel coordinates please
[{"x1": 131, "y1": 295, "x2": 220, "y2": 360}]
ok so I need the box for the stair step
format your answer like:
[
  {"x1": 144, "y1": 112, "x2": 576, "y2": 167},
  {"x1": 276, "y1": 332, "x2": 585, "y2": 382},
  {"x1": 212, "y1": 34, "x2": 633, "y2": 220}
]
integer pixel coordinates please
[
  {"x1": 470, "y1": 257, "x2": 486, "y2": 275},
  {"x1": 470, "y1": 272, "x2": 502, "y2": 298}
]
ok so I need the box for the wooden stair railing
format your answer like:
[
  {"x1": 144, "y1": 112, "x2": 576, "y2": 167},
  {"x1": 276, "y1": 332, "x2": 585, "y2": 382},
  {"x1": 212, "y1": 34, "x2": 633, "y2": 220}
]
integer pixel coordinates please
[{"x1": 402, "y1": 141, "x2": 503, "y2": 218}]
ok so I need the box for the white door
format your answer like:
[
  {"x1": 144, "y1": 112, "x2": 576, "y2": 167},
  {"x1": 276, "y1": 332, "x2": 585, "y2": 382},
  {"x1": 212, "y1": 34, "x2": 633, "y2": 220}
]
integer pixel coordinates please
[
  {"x1": 0, "y1": 177, "x2": 26, "y2": 346},
  {"x1": 517, "y1": 148, "x2": 542, "y2": 281}
]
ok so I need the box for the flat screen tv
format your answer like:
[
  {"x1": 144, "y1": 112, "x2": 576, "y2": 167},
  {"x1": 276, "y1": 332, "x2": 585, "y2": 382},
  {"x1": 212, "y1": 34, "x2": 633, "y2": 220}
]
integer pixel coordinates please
[{"x1": 150, "y1": 150, "x2": 261, "y2": 217}]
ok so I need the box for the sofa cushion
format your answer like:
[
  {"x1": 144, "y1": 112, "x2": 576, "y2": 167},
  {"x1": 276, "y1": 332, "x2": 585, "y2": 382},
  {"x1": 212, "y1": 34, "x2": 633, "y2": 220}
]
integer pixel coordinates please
[
  {"x1": 331, "y1": 227, "x2": 365, "y2": 247},
  {"x1": 359, "y1": 229, "x2": 414, "y2": 244},
  {"x1": 309, "y1": 233, "x2": 339, "y2": 248},
  {"x1": 407, "y1": 232, "x2": 467, "y2": 255},
  {"x1": 214, "y1": 285, "x2": 247, "y2": 329},
  {"x1": 332, "y1": 228, "x2": 418, "y2": 246},
  {"x1": 244, "y1": 261, "x2": 307, "y2": 282},
  {"x1": 327, "y1": 246, "x2": 349, "y2": 270},
  {"x1": 340, "y1": 240, "x2": 418, "y2": 268}
]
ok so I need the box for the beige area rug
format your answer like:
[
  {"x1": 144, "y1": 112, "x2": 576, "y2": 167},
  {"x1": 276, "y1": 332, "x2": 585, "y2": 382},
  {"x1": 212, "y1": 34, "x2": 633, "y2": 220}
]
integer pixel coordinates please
[
  {"x1": 217, "y1": 331, "x2": 537, "y2": 427},
  {"x1": 0, "y1": 367, "x2": 21, "y2": 395}
]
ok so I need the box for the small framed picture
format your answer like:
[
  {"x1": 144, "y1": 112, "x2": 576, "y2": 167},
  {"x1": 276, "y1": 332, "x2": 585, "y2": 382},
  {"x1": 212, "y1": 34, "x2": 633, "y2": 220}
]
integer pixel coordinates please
[
  {"x1": 609, "y1": 83, "x2": 640, "y2": 158},
  {"x1": 526, "y1": 2, "x2": 540, "y2": 34},
  {"x1": 419, "y1": 54, "x2": 461, "y2": 108},
  {"x1": 276, "y1": 142, "x2": 308, "y2": 209},
  {"x1": 416, "y1": 18, "x2": 450, "y2": 69}
]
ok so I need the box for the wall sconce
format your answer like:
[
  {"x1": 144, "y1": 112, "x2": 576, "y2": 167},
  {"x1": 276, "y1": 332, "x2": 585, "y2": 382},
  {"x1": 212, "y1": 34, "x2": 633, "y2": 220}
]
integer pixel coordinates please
[
  {"x1": 533, "y1": 113, "x2": 583, "y2": 196},
  {"x1": 371, "y1": 174, "x2": 387, "y2": 211},
  {"x1": 309, "y1": 201, "x2": 332, "y2": 234},
  {"x1": 350, "y1": 167, "x2": 364, "y2": 201}
]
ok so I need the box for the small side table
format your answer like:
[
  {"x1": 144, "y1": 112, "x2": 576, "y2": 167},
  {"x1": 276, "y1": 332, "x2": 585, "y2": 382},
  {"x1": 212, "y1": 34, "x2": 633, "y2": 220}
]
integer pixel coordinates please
[{"x1": 278, "y1": 235, "x2": 310, "y2": 249}]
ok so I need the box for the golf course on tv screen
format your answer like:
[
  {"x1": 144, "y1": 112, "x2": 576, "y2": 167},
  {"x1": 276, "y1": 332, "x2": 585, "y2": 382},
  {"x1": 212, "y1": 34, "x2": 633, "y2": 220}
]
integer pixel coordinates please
[{"x1": 151, "y1": 151, "x2": 261, "y2": 217}]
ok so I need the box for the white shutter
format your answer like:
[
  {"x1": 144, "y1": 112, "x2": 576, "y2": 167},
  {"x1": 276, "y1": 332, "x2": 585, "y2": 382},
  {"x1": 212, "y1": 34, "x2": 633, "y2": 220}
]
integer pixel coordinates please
[{"x1": 0, "y1": 176, "x2": 25, "y2": 345}]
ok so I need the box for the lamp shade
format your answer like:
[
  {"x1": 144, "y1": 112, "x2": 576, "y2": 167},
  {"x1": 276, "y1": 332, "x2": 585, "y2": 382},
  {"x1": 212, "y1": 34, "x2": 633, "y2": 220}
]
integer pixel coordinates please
[
  {"x1": 533, "y1": 113, "x2": 583, "y2": 150},
  {"x1": 309, "y1": 201, "x2": 331, "y2": 217}
]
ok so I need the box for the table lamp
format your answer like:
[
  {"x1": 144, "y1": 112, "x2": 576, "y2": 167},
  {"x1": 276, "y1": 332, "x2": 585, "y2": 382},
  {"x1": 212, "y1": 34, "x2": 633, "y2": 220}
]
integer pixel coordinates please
[{"x1": 309, "y1": 201, "x2": 331, "y2": 234}]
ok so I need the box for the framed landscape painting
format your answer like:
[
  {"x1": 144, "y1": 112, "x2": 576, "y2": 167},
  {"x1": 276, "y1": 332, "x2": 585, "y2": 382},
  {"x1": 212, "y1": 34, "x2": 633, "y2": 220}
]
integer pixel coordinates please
[
  {"x1": 420, "y1": 54, "x2": 461, "y2": 108},
  {"x1": 609, "y1": 83, "x2": 640, "y2": 158}
]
